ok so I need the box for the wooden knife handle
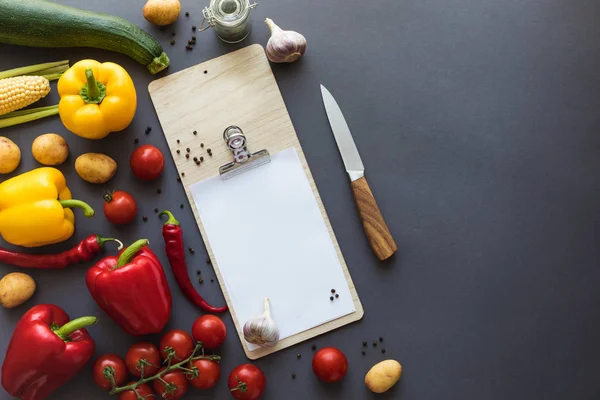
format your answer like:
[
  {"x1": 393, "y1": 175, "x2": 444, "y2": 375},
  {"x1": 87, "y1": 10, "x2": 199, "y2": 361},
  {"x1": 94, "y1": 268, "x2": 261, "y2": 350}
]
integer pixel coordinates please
[{"x1": 351, "y1": 176, "x2": 398, "y2": 261}]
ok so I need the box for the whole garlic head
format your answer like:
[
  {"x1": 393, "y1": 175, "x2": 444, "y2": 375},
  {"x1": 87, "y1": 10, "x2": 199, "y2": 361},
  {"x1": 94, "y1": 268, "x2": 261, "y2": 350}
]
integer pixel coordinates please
[
  {"x1": 265, "y1": 18, "x2": 307, "y2": 63},
  {"x1": 243, "y1": 298, "x2": 280, "y2": 347}
]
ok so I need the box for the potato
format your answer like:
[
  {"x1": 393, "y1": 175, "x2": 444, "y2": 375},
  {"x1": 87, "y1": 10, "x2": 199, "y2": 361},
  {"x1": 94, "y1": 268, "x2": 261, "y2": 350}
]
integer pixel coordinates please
[
  {"x1": 0, "y1": 136, "x2": 21, "y2": 174},
  {"x1": 75, "y1": 153, "x2": 117, "y2": 184},
  {"x1": 31, "y1": 133, "x2": 69, "y2": 166},
  {"x1": 143, "y1": 0, "x2": 181, "y2": 26},
  {"x1": 0, "y1": 273, "x2": 36, "y2": 309},
  {"x1": 365, "y1": 360, "x2": 402, "y2": 394}
]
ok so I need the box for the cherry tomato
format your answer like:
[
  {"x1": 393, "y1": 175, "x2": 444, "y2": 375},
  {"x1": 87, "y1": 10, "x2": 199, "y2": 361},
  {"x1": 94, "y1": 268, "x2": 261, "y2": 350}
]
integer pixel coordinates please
[
  {"x1": 126, "y1": 342, "x2": 161, "y2": 378},
  {"x1": 103, "y1": 191, "x2": 137, "y2": 225},
  {"x1": 160, "y1": 330, "x2": 195, "y2": 361},
  {"x1": 93, "y1": 354, "x2": 127, "y2": 390},
  {"x1": 118, "y1": 383, "x2": 153, "y2": 400},
  {"x1": 228, "y1": 364, "x2": 266, "y2": 400},
  {"x1": 312, "y1": 347, "x2": 348, "y2": 382},
  {"x1": 153, "y1": 369, "x2": 188, "y2": 400},
  {"x1": 188, "y1": 359, "x2": 221, "y2": 389},
  {"x1": 130, "y1": 144, "x2": 164, "y2": 181},
  {"x1": 192, "y1": 315, "x2": 227, "y2": 349}
]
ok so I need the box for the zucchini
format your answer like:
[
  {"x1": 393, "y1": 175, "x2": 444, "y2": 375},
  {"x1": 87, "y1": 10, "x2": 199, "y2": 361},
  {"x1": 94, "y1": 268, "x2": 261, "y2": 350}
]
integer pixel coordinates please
[{"x1": 0, "y1": 0, "x2": 170, "y2": 74}]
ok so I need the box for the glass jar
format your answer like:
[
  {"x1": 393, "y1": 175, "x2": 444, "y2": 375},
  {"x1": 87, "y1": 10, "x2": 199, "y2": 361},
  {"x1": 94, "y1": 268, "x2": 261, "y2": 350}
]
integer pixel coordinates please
[{"x1": 201, "y1": 0, "x2": 258, "y2": 44}]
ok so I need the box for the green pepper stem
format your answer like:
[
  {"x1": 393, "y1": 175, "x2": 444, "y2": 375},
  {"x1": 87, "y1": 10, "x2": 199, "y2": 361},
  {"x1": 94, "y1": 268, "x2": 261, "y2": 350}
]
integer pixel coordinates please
[
  {"x1": 116, "y1": 239, "x2": 149, "y2": 268},
  {"x1": 59, "y1": 199, "x2": 95, "y2": 218},
  {"x1": 85, "y1": 69, "x2": 100, "y2": 99},
  {"x1": 80, "y1": 68, "x2": 106, "y2": 104},
  {"x1": 53, "y1": 316, "x2": 98, "y2": 341},
  {"x1": 158, "y1": 210, "x2": 180, "y2": 226},
  {"x1": 96, "y1": 235, "x2": 124, "y2": 250}
]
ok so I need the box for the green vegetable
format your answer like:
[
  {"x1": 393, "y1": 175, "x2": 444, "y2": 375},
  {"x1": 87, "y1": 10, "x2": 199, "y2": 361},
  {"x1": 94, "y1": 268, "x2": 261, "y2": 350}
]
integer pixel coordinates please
[{"x1": 0, "y1": 0, "x2": 170, "y2": 75}]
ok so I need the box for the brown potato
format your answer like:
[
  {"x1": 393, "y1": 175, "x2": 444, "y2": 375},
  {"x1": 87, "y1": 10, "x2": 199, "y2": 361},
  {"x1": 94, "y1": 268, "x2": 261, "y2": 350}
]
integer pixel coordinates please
[
  {"x1": 365, "y1": 360, "x2": 402, "y2": 394},
  {"x1": 75, "y1": 153, "x2": 117, "y2": 184},
  {"x1": 0, "y1": 272, "x2": 36, "y2": 308},
  {"x1": 0, "y1": 136, "x2": 21, "y2": 174},
  {"x1": 31, "y1": 133, "x2": 69, "y2": 166},
  {"x1": 143, "y1": 0, "x2": 181, "y2": 26}
]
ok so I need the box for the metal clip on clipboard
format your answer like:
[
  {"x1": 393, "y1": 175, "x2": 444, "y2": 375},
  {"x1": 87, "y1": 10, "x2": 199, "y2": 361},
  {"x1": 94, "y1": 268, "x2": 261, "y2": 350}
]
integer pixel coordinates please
[{"x1": 219, "y1": 126, "x2": 271, "y2": 180}]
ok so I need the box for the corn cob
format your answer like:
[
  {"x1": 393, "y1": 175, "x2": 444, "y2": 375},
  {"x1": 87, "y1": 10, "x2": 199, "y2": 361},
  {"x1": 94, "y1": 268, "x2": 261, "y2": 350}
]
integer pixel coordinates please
[{"x1": 0, "y1": 76, "x2": 51, "y2": 116}]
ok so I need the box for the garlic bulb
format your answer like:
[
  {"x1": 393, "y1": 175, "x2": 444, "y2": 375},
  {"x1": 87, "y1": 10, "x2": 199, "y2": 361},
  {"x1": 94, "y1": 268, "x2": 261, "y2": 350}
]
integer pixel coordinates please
[
  {"x1": 243, "y1": 298, "x2": 280, "y2": 347},
  {"x1": 265, "y1": 18, "x2": 307, "y2": 63}
]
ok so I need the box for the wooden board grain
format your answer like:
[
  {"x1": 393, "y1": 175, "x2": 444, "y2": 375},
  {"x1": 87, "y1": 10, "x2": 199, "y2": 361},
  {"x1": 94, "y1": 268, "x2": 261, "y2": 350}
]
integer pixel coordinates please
[{"x1": 149, "y1": 44, "x2": 363, "y2": 359}]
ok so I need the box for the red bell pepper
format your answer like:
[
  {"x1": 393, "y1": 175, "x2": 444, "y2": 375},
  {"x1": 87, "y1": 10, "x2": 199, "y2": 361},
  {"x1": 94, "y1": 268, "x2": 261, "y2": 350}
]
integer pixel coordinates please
[
  {"x1": 1, "y1": 304, "x2": 97, "y2": 400},
  {"x1": 86, "y1": 239, "x2": 172, "y2": 336}
]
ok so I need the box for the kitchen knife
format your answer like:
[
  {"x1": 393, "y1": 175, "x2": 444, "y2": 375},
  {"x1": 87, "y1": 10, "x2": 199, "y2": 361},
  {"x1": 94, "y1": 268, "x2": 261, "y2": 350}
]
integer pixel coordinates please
[{"x1": 320, "y1": 84, "x2": 398, "y2": 261}]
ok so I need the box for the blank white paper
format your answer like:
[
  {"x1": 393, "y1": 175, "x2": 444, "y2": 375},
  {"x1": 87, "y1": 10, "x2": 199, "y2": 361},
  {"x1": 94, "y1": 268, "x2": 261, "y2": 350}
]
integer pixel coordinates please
[{"x1": 190, "y1": 148, "x2": 356, "y2": 351}]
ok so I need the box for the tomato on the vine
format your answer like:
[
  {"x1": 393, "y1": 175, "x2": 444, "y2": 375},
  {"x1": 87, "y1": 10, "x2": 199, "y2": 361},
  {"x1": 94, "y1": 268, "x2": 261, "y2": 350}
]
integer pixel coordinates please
[
  {"x1": 126, "y1": 342, "x2": 161, "y2": 378},
  {"x1": 159, "y1": 330, "x2": 195, "y2": 361},
  {"x1": 118, "y1": 383, "x2": 153, "y2": 400},
  {"x1": 103, "y1": 190, "x2": 137, "y2": 225},
  {"x1": 93, "y1": 354, "x2": 127, "y2": 390},
  {"x1": 312, "y1": 347, "x2": 348, "y2": 382},
  {"x1": 228, "y1": 364, "x2": 266, "y2": 400},
  {"x1": 153, "y1": 369, "x2": 188, "y2": 400},
  {"x1": 130, "y1": 144, "x2": 164, "y2": 181},
  {"x1": 188, "y1": 359, "x2": 220, "y2": 389},
  {"x1": 192, "y1": 315, "x2": 227, "y2": 349}
]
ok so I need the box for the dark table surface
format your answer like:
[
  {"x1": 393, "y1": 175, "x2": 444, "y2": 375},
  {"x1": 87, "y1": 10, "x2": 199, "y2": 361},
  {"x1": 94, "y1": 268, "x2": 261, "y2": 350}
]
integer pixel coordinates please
[{"x1": 1, "y1": 0, "x2": 600, "y2": 399}]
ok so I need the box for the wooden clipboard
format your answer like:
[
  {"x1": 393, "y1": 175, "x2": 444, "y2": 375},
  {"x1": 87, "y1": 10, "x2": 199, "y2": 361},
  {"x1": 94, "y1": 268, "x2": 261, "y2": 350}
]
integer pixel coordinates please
[{"x1": 149, "y1": 44, "x2": 363, "y2": 359}]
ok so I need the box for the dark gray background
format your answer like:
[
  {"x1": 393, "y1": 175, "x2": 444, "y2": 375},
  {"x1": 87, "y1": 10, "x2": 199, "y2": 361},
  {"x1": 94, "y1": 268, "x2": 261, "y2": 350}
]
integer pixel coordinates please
[{"x1": 1, "y1": 0, "x2": 599, "y2": 399}]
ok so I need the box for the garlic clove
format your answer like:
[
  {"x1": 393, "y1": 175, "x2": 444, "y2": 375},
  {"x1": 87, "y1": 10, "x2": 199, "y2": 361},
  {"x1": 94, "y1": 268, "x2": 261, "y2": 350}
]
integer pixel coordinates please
[
  {"x1": 265, "y1": 18, "x2": 307, "y2": 63},
  {"x1": 243, "y1": 298, "x2": 280, "y2": 347}
]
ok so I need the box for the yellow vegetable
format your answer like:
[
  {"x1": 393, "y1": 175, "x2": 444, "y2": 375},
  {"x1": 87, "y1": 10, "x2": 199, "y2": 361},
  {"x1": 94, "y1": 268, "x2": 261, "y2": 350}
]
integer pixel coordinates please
[
  {"x1": 0, "y1": 272, "x2": 36, "y2": 308},
  {"x1": 143, "y1": 0, "x2": 181, "y2": 26},
  {"x1": 58, "y1": 60, "x2": 137, "y2": 140},
  {"x1": 365, "y1": 360, "x2": 402, "y2": 394},
  {"x1": 32, "y1": 133, "x2": 69, "y2": 166},
  {"x1": 0, "y1": 136, "x2": 20, "y2": 174},
  {"x1": 75, "y1": 153, "x2": 117, "y2": 184},
  {"x1": 0, "y1": 75, "x2": 50, "y2": 116}
]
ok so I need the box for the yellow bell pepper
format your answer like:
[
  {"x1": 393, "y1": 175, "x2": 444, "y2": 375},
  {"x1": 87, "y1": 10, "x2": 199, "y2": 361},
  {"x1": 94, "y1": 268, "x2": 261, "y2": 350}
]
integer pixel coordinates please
[
  {"x1": 58, "y1": 60, "x2": 137, "y2": 140},
  {"x1": 0, "y1": 168, "x2": 95, "y2": 248}
]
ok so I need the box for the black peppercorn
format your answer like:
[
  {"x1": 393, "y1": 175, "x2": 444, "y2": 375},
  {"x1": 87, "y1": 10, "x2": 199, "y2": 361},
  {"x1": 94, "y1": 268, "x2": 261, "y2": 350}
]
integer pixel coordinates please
[
  {"x1": 381, "y1": 349, "x2": 386, "y2": 354},
  {"x1": 335, "y1": 294, "x2": 339, "y2": 298},
  {"x1": 291, "y1": 373, "x2": 296, "y2": 379},
  {"x1": 143, "y1": 216, "x2": 148, "y2": 222},
  {"x1": 195, "y1": 160, "x2": 200, "y2": 165},
  {"x1": 186, "y1": 45, "x2": 193, "y2": 51},
  {"x1": 186, "y1": 154, "x2": 190, "y2": 159},
  {"x1": 207, "y1": 148, "x2": 212, "y2": 153},
  {"x1": 170, "y1": 40, "x2": 175, "y2": 45},
  {"x1": 176, "y1": 150, "x2": 180, "y2": 154},
  {"x1": 180, "y1": 203, "x2": 184, "y2": 208},
  {"x1": 296, "y1": 353, "x2": 301, "y2": 359},
  {"x1": 199, "y1": 278, "x2": 204, "y2": 284},
  {"x1": 185, "y1": 11, "x2": 189, "y2": 16},
  {"x1": 200, "y1": 143, "x2": 204, "y2": 148},
  {"x1": 189, "y1": 248, "x2": 195, "y2": 254},
  {"x1": 362, "y1": 341, "x2": 367, "y2": 347},
  {"x1": 361, "y1": 350, "x2": 366, "y2": 355},
  {"x1": 206, "y1": 257, "x2": 211, "y2": 264},
  {"x1": 146, "y1": 126, "x2": 151, "y2": 132},
  {"x1": 154, "y1": 208, "x2": 159, "y2": 213},
  {"x1": 193, "y1": 130, "x2": 197, "y2": 135},
  {"x1": 188, "y1": 40, "x2": 193, "y2": 45},
  {"x1": 192, "y1": 36, "x2": 197, "y2": 40},
  {"x1": 196, "y1": 269, "x2": 201, "y2": 275},
  {"x1": 331, "y1": 289, "x2": 335, "y2": 293},
  {"x1": 157, "y1": 189, "x2": 162, "y2": 194},
  {"x1": 192, "y1": 26, "x2": 196, "y2": 31},
  {"x1": 330, "y1": 296, "x2": 334, "y2": 301},
  {"x1": 311, "y1": 344, "x2": 316, "y2": 350},
  {"x1": 210, "y1": 278, "x2": 214, "y2": 283},
  {"x1": 204, "y1": 70, "x2": 208, "y2": 74},
  {"x1": 181, "y1": 172, "x2": 185, "y2": 177},
  {"x1": 134, "y1": 138, "x2": 139, "y2": 144},
  {"x1": 177, "y1": 139, "x2": 180, "y2": 143},
  {"x1": 373, "y1": 341, "x2": 377, "y2": 347},
  {"x1": 145, "y1": 130, "x2": 150, "y2": 135},
  {"x1": 186, "y1": 148, "x2": 190, "y2": 153},
  {"x1": 193, "y1": 157, "x2": 198, "y2": 161},
  {"x1": 379, "y1": 337, "x2": 383, "y2": 342},
  {"x1": 199, "y1": 156, "x2": 204, "y2": 162}
]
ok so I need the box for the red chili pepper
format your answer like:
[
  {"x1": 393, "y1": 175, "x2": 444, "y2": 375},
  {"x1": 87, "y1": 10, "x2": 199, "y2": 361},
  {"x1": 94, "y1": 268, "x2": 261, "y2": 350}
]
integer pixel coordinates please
[
  {"x1": 86, "y1": 239, "x2": 172, "y2": 335},
  {"x1": 1, "y1": 304, "x2": 97, "y2": 400},
  {"x1": 159, "y1": 211, "x2": 227, "y2": 313},
  {"x1": 0, "y1": 235, "x2": 122, "y2": 269}
]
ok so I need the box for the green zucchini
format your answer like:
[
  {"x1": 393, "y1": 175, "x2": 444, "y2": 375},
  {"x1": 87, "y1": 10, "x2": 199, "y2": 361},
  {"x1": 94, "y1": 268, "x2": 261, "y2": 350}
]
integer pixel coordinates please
[{"x1": 0, "y1": 0, "x2": 170, "y2": 74}]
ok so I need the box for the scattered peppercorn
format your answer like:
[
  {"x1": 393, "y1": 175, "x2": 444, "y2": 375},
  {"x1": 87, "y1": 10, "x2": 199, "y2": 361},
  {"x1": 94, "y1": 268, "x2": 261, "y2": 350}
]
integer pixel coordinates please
[
  {"x1": 200, "y1": 143, "x2": 204, "y2": 148},
  {"x1": 177, "y1": 139, "x2": 180, "y2": 144},
  {"x1": 381, "y1": 349, "x2": 386, "y2": 354},
  {"x1": 373, "y1": 341, "x2": 377, "y2": 347},
  {"x1": 145, "y1": 130, "x2": 150, "y2": 135},
  {"x1": 362, "y1": 341, "x2": 367, "y2": 347},
  {"x1": 193, "y1": 130, "x2": 197, "y2": 135},
  {"x1": 180, "y1": 203, "x2": 184, "y2": 208},
  {"x1": 291, "y1": 373, "x2": 296, "y2": 379},
  {"x1": 361, "y1": 350, "x2": 366, "y2": 355},
  {"x1": 157, "y1": 189, "x2": 162, "y2": 194},
  {"x1": 186, "y1": 154, "x2": 190, "y2": 159},
  {"x1": 189, "y1": 247, "x2": 195, "y2": 254},
  {"x1": 195, "y1": 160, "x2": 200, "y2": 165},
  {"x1": 176, "y1": 150, "x2": 180, "y2": 154},
  {"x1": 199, "y1": 278, "x2": 204, "y2": 284},
  {"x1": 188, "y1": 40, "x2": 193, "y2": 45},
  {"x1": 330, "y1": 296, "x2": 334, "y2": 301},
  {"x1": 192, "y1": 25, "x2": 196, "y2": 31},
  {"x1": 311, "y1": 344, "x2": 316, "y2": 351},
  {"x1": 170, "y1": 40, "x2": 175, "y2": 45},
  {"x1": 204, "y1": 70, "x2": 208, "y2": 74},
  {"x1": 196, "y1": 269, "x2": 201, "y2": 275},
  {"x1": 379, "y1": 337, "x2": 384, "y2": 342},
  {"x1": 331, "y1": 289, "x2": 335, "y2": 293},
  {"x1": 185, "y1": 11, "x2": 189, "y2": 16},
  {"x1": 143, "y1": 216, "x2": 148, "y2": 222},
  {"x1": 192, "y1": 36, "x2": 197, "y2": 40},
  {"x1": 335, "y1": 294, "x2": 339, "y2": 298},
  {"x1": 206, "y1": 257, "x2": 211, "y2": 264},
  {"x1": 199, "y1": 156, "x2": 204, "y2": 162},
  {"x1": 134, "y1": 138, "x2": 139, "y2": 144},
  {"x1": 210, "y1": 278, "x2": 214, "y2": 283},
  {"x1": 186, "y1": 45, "x2": 193, "y2": 51},
  {"x1": 146, "y1": 126, "x2": 151, "y2": 132},
  {"x1": 193, "y1": 157, "x2": 198, "y2": 161},
  {"x1": 181, "y1": 172, "x2": 185, "y2": 177},
  {"x1": 154, "y1": 208, "x2": 159, "y2": 213},
  {"x1": 296, "y1": 353, "x2": 301, "y2": 359},
  {"x1": 186, "y1": 148, "x2": 190, "y2": 153}
]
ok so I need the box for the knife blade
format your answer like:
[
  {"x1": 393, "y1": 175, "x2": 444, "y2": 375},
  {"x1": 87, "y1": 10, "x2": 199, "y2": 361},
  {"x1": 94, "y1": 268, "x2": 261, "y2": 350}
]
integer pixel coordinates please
[{"x1": 321, "y1": 84, "x2": 398, "y2": 261}]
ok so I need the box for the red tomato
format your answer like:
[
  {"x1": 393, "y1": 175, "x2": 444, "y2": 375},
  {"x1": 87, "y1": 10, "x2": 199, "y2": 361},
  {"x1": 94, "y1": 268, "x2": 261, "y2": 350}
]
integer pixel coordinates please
[
  {"x1": 188, "y1": 359, "x2": 221, "y2": 389},
  {"x1": 228, "y1": 364, "x2": 266, "y2": 400},
  {"x1": 118, "y1": 383, "x2": 153, "y2": 400},
  {"x1": 153, "y1": 369, "x2": 188, "y2": 400},
  {"x1": 126, "y1": 342, "x2": 161, "y2": 378},
  {"x1": 103, "y1": 191, "x2": 137, "y2": 225},
  {"x1": 312, "y1": 347, "x2": 348, "y2": 382},
  {"x1": 192, "y1": 315, "x2": 227, "y2": 349},
  {"x1": 160, "y1": 330, "x2": 195, "y2": 361},
  {"x1": 92, "y1": 354, "x2": 127, "y2": 390},
  {"x1": 130, "y1": 145, "x2": 164, "y2": 181}
]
